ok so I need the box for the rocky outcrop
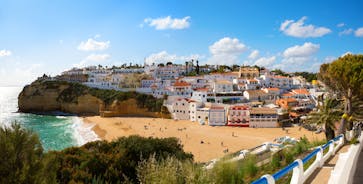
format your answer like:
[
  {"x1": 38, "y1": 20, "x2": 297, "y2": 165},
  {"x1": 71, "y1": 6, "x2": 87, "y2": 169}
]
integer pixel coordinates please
[{"x1": 18, "y1": 80, "x2": 169, "y2": 118}]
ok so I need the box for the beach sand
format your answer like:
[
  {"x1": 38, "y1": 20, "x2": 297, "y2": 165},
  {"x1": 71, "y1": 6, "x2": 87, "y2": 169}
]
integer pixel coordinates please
[{"x1": 83, "y1": 116, "x2": 324, "y2": 162}]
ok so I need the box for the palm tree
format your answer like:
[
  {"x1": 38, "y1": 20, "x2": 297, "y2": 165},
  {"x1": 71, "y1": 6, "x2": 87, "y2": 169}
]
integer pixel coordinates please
[{"x1": 307, "y1": 98, "x2": 342, "y2": 140}]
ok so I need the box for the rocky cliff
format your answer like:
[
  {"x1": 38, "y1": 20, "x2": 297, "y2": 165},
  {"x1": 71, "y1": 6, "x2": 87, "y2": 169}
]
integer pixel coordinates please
[{"x1": 18, "y1": 80, "x2": 170, "y2": 118}]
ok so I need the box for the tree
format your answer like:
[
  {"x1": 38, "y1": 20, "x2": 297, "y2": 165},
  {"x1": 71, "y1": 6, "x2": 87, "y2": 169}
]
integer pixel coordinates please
[
  {"x1": 307, "y1": 98, "x2": 342, "y2": 140},
  {"x1": 0, "y1": 123, "x2": 56, "y2": 184},
  {"x1": 318, "y1": 54, "x2": 363, "y2": 135}
]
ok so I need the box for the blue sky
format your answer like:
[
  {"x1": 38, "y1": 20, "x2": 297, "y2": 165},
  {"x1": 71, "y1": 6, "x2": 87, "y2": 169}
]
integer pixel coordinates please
[{"x1": 0, "y1": 0, "x2": 362, "y2": 86}]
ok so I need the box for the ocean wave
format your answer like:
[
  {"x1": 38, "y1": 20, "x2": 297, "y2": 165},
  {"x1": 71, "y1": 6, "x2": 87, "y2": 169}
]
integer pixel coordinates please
[
  {"x1": 71, "y1": 117, "x2": 100, "y2": 146},
  {"x1": 56, "y1": 116, "x2": 67, "y2": 119}
]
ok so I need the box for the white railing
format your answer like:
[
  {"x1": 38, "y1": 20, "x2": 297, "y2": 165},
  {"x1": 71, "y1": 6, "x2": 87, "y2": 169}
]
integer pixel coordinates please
[
  {"x1": 252, "y1": 134, "x2": 344, "y2": 184},
  {"x1": 328, "y1": 131, "x2": 363, "y2": 184}
]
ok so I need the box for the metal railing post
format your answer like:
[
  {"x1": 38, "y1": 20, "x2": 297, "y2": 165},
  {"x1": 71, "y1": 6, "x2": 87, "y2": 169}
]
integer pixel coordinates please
[
  {"x1": 261, "y1": 174, "x2": 275, "y2": 184},
  {"x1": 290, "y1": 159, "x2": 304, "y2": 184}
]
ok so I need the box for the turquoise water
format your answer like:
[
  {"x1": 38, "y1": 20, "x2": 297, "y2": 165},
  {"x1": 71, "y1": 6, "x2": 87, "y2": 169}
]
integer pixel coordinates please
[{"x1": 0, "y1": 86, "x2": 98, "y2": 151}]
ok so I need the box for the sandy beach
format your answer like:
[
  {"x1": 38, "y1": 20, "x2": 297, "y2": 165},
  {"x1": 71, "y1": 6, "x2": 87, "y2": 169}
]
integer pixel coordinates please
[{"x1": 83, "y1": 116, "x2": 324, "y2": 162}]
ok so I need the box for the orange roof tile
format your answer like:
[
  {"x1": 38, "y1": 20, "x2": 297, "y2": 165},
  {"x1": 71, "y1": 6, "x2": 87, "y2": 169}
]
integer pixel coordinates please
[
  {"x1": 282, "y1": 92, "x2": 294, "y2": 96},
  {"x1": 195, "y1": 88, "x2": 209, "y2": 92},
  {"x1": 292, "y1": 89, "x2": 310, "y2": 95},
  {"x1": 230, "y1": 105, "x2": 249, "y2": 110},
  {"x1": 274, "y1": 75, "x2": 289, "y2": 79},
  {"x1": 173, "y1": 81, "x2": 191, "y2": 87},
  {"x1": 266, "y1": 87, "x2": 279, "y2": 91}
]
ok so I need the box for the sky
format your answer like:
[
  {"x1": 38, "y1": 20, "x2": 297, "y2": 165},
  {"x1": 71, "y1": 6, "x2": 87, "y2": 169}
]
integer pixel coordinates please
[{"x1": 0, "y1": 0, "x2": 362, "y2": 86}]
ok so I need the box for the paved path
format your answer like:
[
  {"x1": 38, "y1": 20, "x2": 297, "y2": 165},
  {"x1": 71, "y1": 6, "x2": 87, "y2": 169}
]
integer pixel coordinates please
[
  {"x1": 352, "y1": 147, "x2": 363, "y2": 184},
  {"x1": 304, "y1": 144, "x2": 350, "y2": 184}
]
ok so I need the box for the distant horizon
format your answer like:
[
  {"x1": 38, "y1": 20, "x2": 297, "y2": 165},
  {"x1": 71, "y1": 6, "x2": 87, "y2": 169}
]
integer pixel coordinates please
[{"x1": 0, "y1": 0, "x2": 362, "y2": 86}]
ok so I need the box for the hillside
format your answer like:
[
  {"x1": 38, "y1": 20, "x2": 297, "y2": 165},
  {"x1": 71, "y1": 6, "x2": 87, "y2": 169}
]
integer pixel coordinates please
[{"x1": 18, "y1": 80, "x2": 170, "y2": 118}]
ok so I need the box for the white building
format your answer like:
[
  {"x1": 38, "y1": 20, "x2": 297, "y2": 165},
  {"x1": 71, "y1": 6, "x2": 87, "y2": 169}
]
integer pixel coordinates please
[
  {"x1": 208, "y1": 106, "x2": 226, "y2": 126},
  {"x1": 196, "y1": 107, "x2": 210, "y2": 124},
  {"x1": 170, "y1": 81, "x2": 193, "y2": 97},
  {"x1": 191, "y1": 88, "x2": 209, "y2": 102},
  {"x1": 243, "y1": 90, "x2": 269, "y2": 102},
  {"x1": 189, "y1": 100, "x2": 203, "y2": 122},
  {"x1": 141, "y1": 79, "x2": 155, "y2": 88},
  {"x1": 154, "y1": 65, "x2": 183, "y2": 80},
  {"x1": 213, "y1": 80, "x2": 233, "y2": 93},
  {"x1": 172, "y1": 98, "x2": 191, "y2": 120},
  {"x1": 227, "y1": 105, "x2": 250, "y2": 127},
  {"x1": 262, "y1": 87, "x2": 281, "y2": 103},
  {"x1": 260, "y1": 75, "x2": 293, "y2": 89},
  {"x1": 249, "y1": 108, "x2": 278, "y2": 128}
]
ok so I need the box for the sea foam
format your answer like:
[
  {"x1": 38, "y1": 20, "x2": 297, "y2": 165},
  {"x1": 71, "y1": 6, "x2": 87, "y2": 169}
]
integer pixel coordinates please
[{"x1": 71, "y1": 117, "x2": 100, "y2": 146}]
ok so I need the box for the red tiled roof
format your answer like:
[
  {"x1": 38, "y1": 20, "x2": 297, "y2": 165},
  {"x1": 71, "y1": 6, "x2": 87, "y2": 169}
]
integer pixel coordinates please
[
  {"x1": 266, "y1": 87, "x2": 279, "y2": 91},
  {"x1": 230, "y1": 105, "x2": 249, "y2": 110},
  {"x1": 292, "y1": 89, "x2": 310, "y2": 95},
  {"x1": 282, "y1": 92, "x2": 294, "y2": 96},
  {"x1": 173, "y1": 81, "x2": 191, "y2": 87},
  {"x1": 274, "y1": 75, "x2": 289, "y2": 79},
  {"x1": 195, "y1": 88, "x2": 209, "y2": 92}
]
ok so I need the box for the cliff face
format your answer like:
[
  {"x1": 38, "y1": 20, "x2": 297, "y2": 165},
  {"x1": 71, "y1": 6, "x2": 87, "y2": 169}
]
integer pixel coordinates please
[
  {"x1": 18, "y1": 81, "x2": 101, "y2": 115},
  {"x1": 18, "y1": 81, "x2": 168, "y2": 118}
]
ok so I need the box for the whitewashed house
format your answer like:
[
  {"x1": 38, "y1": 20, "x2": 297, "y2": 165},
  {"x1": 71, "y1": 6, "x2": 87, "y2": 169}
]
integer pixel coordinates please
[
  {"x1": 196, "y1": 107, "x2": 210, "y2": 124},
  {"x1": 213, "y1": 80, "x2": 233, "y2": 93},
  {"x1": 170, "y1": 81, "x2": 193, "y2": 97},
  {"x1": 191, "y1": 88, "x2": 209, "y2": 102},
  {"x1": 172, "y1": 98, "x2": 191, "y2": 120},
  {"x1": 243, "y1": 90, "x2": 269, "y2": 102},
  {"x1": 189, "y1": 100, "x2": 203, "y2": 122}
]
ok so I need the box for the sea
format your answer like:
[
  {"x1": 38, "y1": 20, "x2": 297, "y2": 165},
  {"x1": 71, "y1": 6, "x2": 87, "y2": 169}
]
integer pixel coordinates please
[{"x1": 0, "y1": 86, "x2": 99, "y2": 151}]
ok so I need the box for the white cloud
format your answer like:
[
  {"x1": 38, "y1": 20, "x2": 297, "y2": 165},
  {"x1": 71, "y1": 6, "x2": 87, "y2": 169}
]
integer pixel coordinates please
[
  {"x1": 280, "y1": 16, "x2": 331, "y2": 38},
  {"x1": 74, "y1": 54, "x2": 111, "y2": 68},
  {"x1": 337, "y1": 23, "x2": 345, "y2": 27},
  {"x1": 0, "y1": 61, "x2": 44, "y2": 86},
  {"x1": 0, "y1": 49, "x2": 12, "y2": 57},
  {"x1": 248, "y1": 50, "x2": 259, "y2": 60},
  {"x1": 341, "y1": 51, "x2": 353, "y2": 57},
  {"x1": 323, "y1": 56, "x2": 336, "y2": 63},
  {"x1": 355, "y1": 27, "x2": 363, "y2": 37},
  {"x1": 207, "y1": 37, "x2": 247, "y2": 65},
  {"x1": 145, "y1": 51, "x2": 201, "y2": 65},
  {"x1": 339, "y1": 28, "x2": 353, "y2": 36},
  {"x1": 144, "y1": 16, "x2": 191, "y2": 30},
  {"x1": 85, "y1": 54, "x2": 110, "y2": 61},
  {"x1": 274, "y1": 42, "x2": 321, "y2": 72},
  {"x1": 253, "y1": 56, "x2": 276, "y2": 67},
  {"x1": 283, "y1": 42, "x2": 320, "y2": 58},
  {"x1": 77, "y1": 38, "x2": 110, "y2": 51}
]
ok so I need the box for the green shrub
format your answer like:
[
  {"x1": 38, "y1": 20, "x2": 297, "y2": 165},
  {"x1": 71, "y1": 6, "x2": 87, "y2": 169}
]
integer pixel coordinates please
[
  {"x1": 50, "y1": 135, "x2": 193, "y2": 183},
  {"x1": 0, "y1": 123, "x2": 57, "y2": 184}
]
